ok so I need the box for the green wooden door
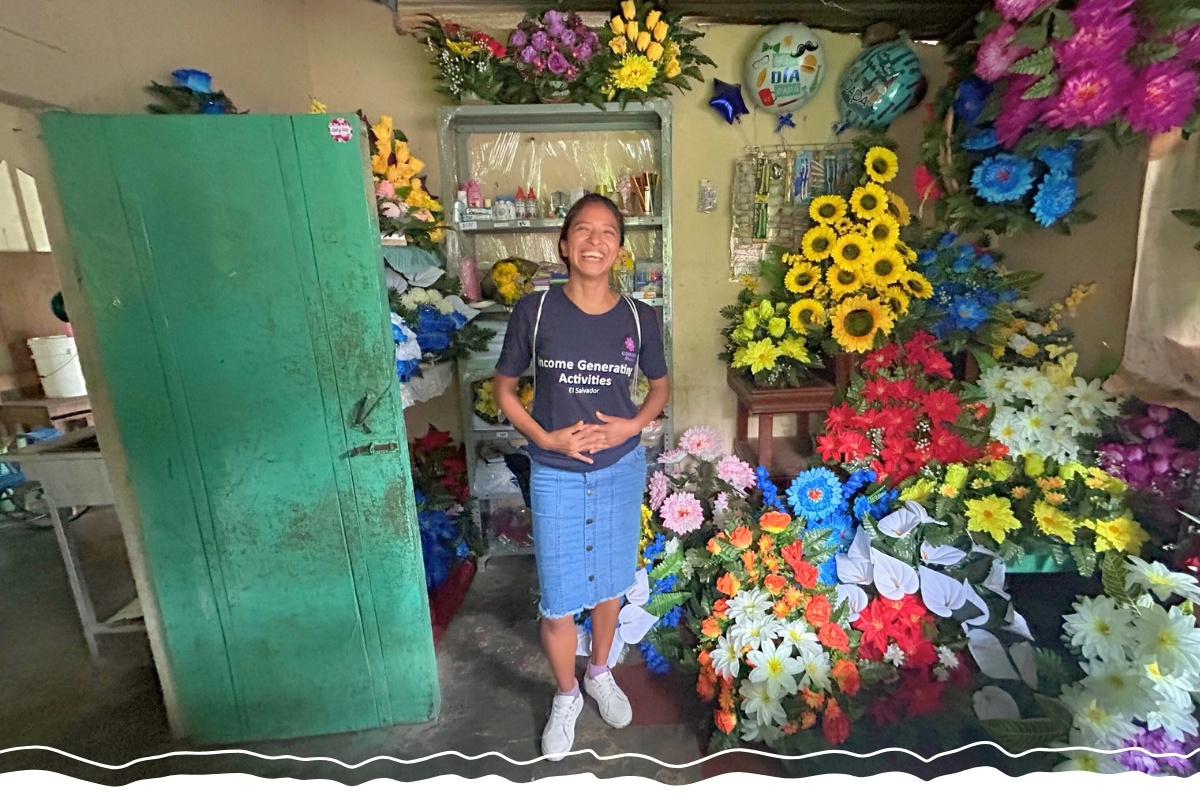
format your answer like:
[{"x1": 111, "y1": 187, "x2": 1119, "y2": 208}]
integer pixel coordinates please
[{"x1": 40, "y1": 113, "x2": 439, "y2": 743}]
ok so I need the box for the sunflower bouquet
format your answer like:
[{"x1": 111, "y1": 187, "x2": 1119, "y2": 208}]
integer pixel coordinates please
[
  {"x1": 364, "y1": 113, "x2": 444, "y2": 251},
  {"x1": 596, "y1": 1, "x2": 714, "y2": 106}
]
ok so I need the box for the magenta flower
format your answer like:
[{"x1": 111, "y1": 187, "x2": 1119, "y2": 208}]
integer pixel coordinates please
[
  {"x1": 975, "y1": 23, "x2": 1032, "y2": 82},
  {"x1": 546, "y1": 51, "x2": 570, "y2": 75},
  {"x1": 996, "y1": 74, "x2": 1046, "y2": 147},
  {"x1": 659, "y1": 491, "x2": 705, "y2": 535},
  {"x1": 1125, "y1": 60, "x2": 1199, "y2": 135},
  {"x1": 1171, "y1": 25, "x2": 1200, "y2": 63},
  {"x1": 995, "y1": 0, "x2": 1051, "y2": 21},
  {"x1": 1072, "y1": 0, "x2": 1137, "y2": 22},
  {"x1": 716, "y1": 455, "x2": 757, "y2": 494},
  {"x1": 574, "y1": 43, "x2": 593, "y2": 62},
  {"x1": 648, "y1": 469, "x2": 669, "y2": 512},
  {"x1": 1054, "y1": 13, "x2": 1138, "y2": 72},
  {"x1": 1041, "y1": 64, "x2": 1132, "y2": 129},
  {"x1": 510, "y1": 29, "x2": 528, "y2": 49},
  {"x1": 678, "y1": 426, "x2": 725, "y2": 461}
]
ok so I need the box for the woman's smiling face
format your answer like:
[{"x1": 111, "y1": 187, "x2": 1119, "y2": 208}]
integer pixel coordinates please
[{"x1": 560, "y1": 201, "x2": 621, "y2": 278}]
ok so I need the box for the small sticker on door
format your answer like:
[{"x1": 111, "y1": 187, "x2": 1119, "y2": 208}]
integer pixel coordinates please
[{"x1": 329, "y1": 118, "x2": 353, "y2": 142}]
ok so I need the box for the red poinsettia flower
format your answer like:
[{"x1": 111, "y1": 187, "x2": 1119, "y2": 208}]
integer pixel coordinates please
[
  {"x1": 416, "y1": 427, "x2": 453, "y2": 452},
  {"x1": 816, "y1": 433, "x2": 843, "y2": 463},
  {"x1": 852, "y1": 599, "x2": 896, "y2": 656},
  {"x1": 862, "y1": 378, "x2": 892, "y2": 404},
  {"x1": 891, "y1": 378, "x2": 918, "y2": 402},
  {"x1": 861, "y1": 342, "x2": 900, "y2": 374},
  {"x1": 898, "y1": 671, "x2": 946, "y2": 717},
  {"x1": 867, "y1": 698, "x2": 903, "y2": 726},
  {"x1": 825, "y1": 404, "x2": 856, "y2": 430},
  {"x1": 896, "y1": 631, "x2": 939, "y2": 670},
  {"x1": 921, "y1": 389, "x2": 962, "y2": 427}
]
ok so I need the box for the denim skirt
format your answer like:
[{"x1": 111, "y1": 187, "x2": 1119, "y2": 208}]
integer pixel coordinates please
[{"x1": 530, "y1": 445, "x2": 645, "y2": 619}]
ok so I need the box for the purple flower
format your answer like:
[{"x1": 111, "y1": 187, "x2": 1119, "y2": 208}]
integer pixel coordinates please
[
  {"x1": 1147, "y1": 405, "x2": 1172, "y2": 423},
  {"x1": 1073, "y1": 0, "x2": 1138, "y2": 22},
  {"x1": 1125, "y1": 60, "x2": 1200, "y2": 135},
  {"x1": 531, "y1": 30, "x2": 550, "y2": 51},
  {"x1": 996, "y1": 75, "x2": 1046, "y2": 147},
  {"x1": 520, "y1": 45, "x2": 538, "y2": 64},
  {"x1": 995, "y1": 0, "x2": 1051, "y2": 21},
  {"x1": 1054, "y1": 12, "x2": 1137, "y2": 71},
  {"x1": 574, "y1": 43, "x2": 593, "y2": 62},
  {"x1": 547, "y1": 51, "x2": 570, "y2": 75},
  {"x1": 544, "y1": 9, "x2": 566, "y2": 27},
  {"x1": 1117, "y1": 728, "x2": 1198, "y2": 776},
  {"x1": 1171, "y1": 24, "x2": 1200, "y2": 63},
  {"x1": 559, "y1": 29, "x2": 577, "y2": 47},
  {"x1": 510, "y1": 29, "x2": 528, "y2": 48},
  {"x1": 585, "y1": 30, "x2": 600, "y2": 48},
  {"x1": 533, "y1": 56, "x2": 546, "y2": 72},
  {"x1": 1041, "y1": 64, "x2": 1133, "y2": 129},
  {"x1": 547, "y1": 22, "x2": 567, "y2": 39}
]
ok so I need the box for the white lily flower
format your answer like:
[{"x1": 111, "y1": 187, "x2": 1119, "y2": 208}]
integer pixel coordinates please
[
  {"x1": 871, "y1": 547, "x2": 919, "y2": 601},
  {"x1": 876, "y1": 501, "x2": 945, "y2": 538},
  {"x1": 966, "y1": 628, "x2": 1019, "y2": 681},
  {"x1": 779, "y1": 618, "x2": 822, "y2": 660},
  {"x1": 1125, "y1": 556, "x2": 1200, "y2": 603},
  {"x1": 747, "y1": 639, "x2": 804, "y2": 695},
  {"x1": 918, "y1": 566, "x2": 968, "y2": 617},
  {"x1": 739, "y1": 679, "x2": 787, "y2": 727},
  {"x1": 711, "y1": 635, "x2": 742, "y2": 681}
]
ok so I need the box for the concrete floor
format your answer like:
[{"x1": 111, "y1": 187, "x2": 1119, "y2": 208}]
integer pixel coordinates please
[{"x1": 0, "y1": 508, "x2": 1074, "y2": 784}]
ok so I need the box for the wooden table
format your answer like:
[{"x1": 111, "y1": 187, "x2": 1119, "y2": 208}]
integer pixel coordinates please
[
  {"x1": 728, "y1": 371, "x2": 836, "y2": 481},
  {"x1": 0, "y1": 394, "x2": 94, "y2": 435}
]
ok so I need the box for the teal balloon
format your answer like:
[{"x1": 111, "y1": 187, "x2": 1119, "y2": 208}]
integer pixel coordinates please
[{"x1": 834, "y1": 41, "x2": 924, "y2": 133}]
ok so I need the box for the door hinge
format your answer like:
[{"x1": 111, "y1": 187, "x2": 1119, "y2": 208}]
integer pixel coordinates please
[{"x1": 344, "y1": 441, "x2": 399, "y2": 459}]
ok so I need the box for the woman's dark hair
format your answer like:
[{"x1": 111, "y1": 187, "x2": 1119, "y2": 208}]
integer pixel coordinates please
[{"x1": 557, "y1": 193, "x2": 625, "y2": 270}]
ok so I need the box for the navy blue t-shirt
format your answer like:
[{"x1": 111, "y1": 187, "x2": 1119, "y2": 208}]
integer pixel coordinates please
[{"x1": 495, "y1": 285, "x2": 668, "y2": 472}]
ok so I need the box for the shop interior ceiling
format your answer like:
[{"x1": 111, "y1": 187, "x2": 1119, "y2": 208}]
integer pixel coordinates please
[{"x1": 379, "y1": 1, "x2": 989, "y2": 44}]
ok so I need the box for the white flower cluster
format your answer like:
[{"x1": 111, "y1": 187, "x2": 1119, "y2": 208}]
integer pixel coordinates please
[
  {"x1": 399, "y1": 287, "x2": 454, "y2": 315},
  {"x1": 979, "y1": 363, "x2": 1119, "y2": 462}
]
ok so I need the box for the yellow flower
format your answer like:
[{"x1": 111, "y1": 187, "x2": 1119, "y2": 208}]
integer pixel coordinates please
[
  {"x1": 939, "y1": 484, "x2": 959, "y2": 499},
  {"x1": 665, "y1": 58, "x2": 681, "y2": 78},
  {"x1": 610, "y1": 36, "x2": 628, "y2": 55},
  {"x1": 864, "y1": 147, "x2": 899, "y2": 183},
  {"x1": 738, "y1": 338, "x2": 781, "y2": 374},
  {"x1": 1059, "y1": 462, "x2": 1089, "y2": 482},
  {"x1": 944, "y1": 463, "x2": 969, "y2": 490},
  {"x1": 777, "y1": 337, "x2": 811, "y2": 363},
  {"x1": 864, "y1": 248, "x2": 903, "y2": 286},
  {"x1": 646, "y1": 41, "x2": 664, "y2": 62},
  {"x1": 899, "y1": 270, "x2": 933, "y2": 299},
  {"x1": 612, "y1": 54, "x2": 657, "y2": 90},
  {"x1": 371, "y1": 153, "x2": 389, "y2": 178},
  {"x1": 1025, "y1": 454, "x2": 1046, "y2": 478},
  {"x1": 965, "y1": 495, "x2": 1020, "y2": 543},
  {"x1": 801, "y1": 225, "x2": 837, "y2": 262},
  {"x1": 850, "y1": 184, "x2": 889, "y2": 220},
  {"x1": 637, "y1": 30, "x2": 652, "y2": 52},
  {"x1": 768, "y1": 316, "x2": 786, "y2": 338},
  {"x1": 789, "y1": 299, "x2": 825, "y2": 331},
  {"x1": 828, "y1": 264, "x2": 863, "y2": 297},
  {"x1": 1086, "y1": 514, "x2": 1148, "y2": 555},
  {"x1": 626, "y1": 20, "x2": 639, "y2": 42},
  {"x1": 785, "y1": 262, "x2": 821, "y2": 294},
  {"x1": 429, "y1": 227, "x2": 444, "y2": 243},
  {"x1": 886, "y1": 192, "x2": 911, "y2": 226},
  {"x1": 446, "y1": 40, "x2": 481, "y2": 58},
  {"x1": 880, "y1": 286, "x2": 910, "y2": 316},
  {"x1": 309, "y1": 97, "x2": 327, "y2": 114},
  {"x1": 987, "y1": 460, "x2": 1015, "y2": 482},
  {"x1": 611, "y1": 15, "x2": 626, "y2": 35},
  {"x1": 866, "y1": 216, "x2": 900, "y2": 251},
  {"x1": 810, "y1": 195, "x2": 848, "y2": 225},
  {"x1": 621, "y1": 0, "x2": 637, "y2": 20},
  {"x1": 646, "y1": 9, "x2": 662, "y2": 29},
  {"x1": 894, "y1": 241, "x2": 918, "y2": 264},
  {"x1": 900, "y1": 479, "x2": 936, "y2": 503},
  {"x1": 831, "y1": 295, "x2": 892, "y2": 353},
  {"x1": 1033, "y1": 500, "x2": 1077, "y2": 543},
  {"x1": 654, "y1": 20, "x2": 669, "y2": 41},
  {"x1": 832, "y1": 233, "x2": 872, "y2": 272},
  {"x1": 812, "y1": 282, "x2": 831, "y2": 300}
]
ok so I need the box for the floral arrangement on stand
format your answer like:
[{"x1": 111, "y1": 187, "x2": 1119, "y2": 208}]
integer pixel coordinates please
[
  {"x1": 507, "y1": 10, "x2": 603, "y2": 103},
  {"x1": 364, "y1": 114, "x2": 444, "y2": 251},
  {"x1": 973, "y1": 553, "x2": 1200, "y2": 776},
  {"x1": 471, "y1": 376, "x2": 533, "y2": 426},
  {"x1": 415, "y1": 16, "x2": 513, "y2": 103},
  {"x1": 409, "y1": 427, "x2": 482, "y2": 590},
  {"x1": 992, "y1": 282, "x2": 1096, "y2": 367},
  {"x1": 718, "y1": 293, "x2": 818, "y2": 387},
  {"x1": 595, "y1": 1, "x2": 714, "y2": 105},
  {"x1": 817, "y1": 332, "x2": 993, "y2": 484},
  {"x1": 389, "y1": 282, "x2": 494, "y2": 374}
]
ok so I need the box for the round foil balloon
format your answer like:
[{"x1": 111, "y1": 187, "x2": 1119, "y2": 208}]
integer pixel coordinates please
[
  {"x1": 835, "y1": 41, "x2": 924, "y2": 132},
  {"x1": 744, "y1": 23, "x2": 826, "y2": 114}
]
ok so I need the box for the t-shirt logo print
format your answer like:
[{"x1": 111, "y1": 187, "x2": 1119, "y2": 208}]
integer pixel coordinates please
[{"x1": 623, "y1": 337, "x2": 637, "y2": 364}]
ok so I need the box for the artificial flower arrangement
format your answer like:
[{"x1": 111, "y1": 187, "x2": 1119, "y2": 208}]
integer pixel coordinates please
[
  {"x1": 972, "y1": 553, "x2": 1200, "y2": 776},
  {"x1": 145, "y1": 69, "x2": 240, "y2": 114},
  {"x1": 471, "y1": 376, "x2": 533, "y2": 426},
  {"x1": 364, "y1": 113, "x2": 445, "y2": 252},
  {"x1": 595, "y1": 1, "x2": 714, "y2": 106},
  {"x1": 647, "y1": 426, "x2": 762, "y2": 538},
  {"x1": 991, "y1": 282, "x2": 1095, "y2": 367},
  {"x1": 898, "y1": 455, "x2": 1148, "y2": 576},
  {"x1": 817, "y1": 332, "x2": 993, "y2": 484},
  {"x1": 718, "y1": 291, "x2": 818, "y2": 387},
  {"x1": 388, "y1": 280, "x2": 494, "y2": 374},
  {"x1": 415, "y1": 16, "x2": 514, "y2": 104},
  {"x1": 487, "y1": 257, "x2": 540, "y2": 307},
  {"x1": 506, "y1": 9, "x2": 603, "y2": 103},
  {"x1": 409, "y1": 427, "x2": 482, "y2": 590}
]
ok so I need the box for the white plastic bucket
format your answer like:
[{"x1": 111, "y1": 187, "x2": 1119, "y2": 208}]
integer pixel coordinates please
[{"x1": 28, "y1": 335, "x2": 88, "y2": 398}]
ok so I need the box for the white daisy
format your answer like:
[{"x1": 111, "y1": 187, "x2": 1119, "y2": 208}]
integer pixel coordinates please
[
  {"x1": 1064, "y1": 377, "x2": 1119, "y2": 422},
  {"x1": 1063, "y1": 595, "x2": 1135, "y2": 663},
  {"x1": 739, "y1": 679, "x2": 787, "y2": 727},
  {"x1": 746, "y1": 639, "x2": 804, "y2": 695},
  {"x1": 1145, "y1": 695, "x2": 1200, "y2": 742},
  {"x1": 1125, "y1": 556, "x2": 1200, "y2": 603},
  {"x1": 978, "y1": 369, "x2": 1012, "y2": 406},
  {"x1": 740, "y1": 716, "x2": 783, "y2": 746},
  {"x1": 797, "y1": 649, "x2": 832, "y2": 692},
  {"x1": 729, "y1": 615, "x2": 785, "y2": 652},
  {"x1": 937, "y1": 646, "x2": 960, "y2": 670},
  {"x1": 726, "y1": 588, "x2": 771, "y2": 624},
  {"x1": 991, "y1": 407, "x2": 1025, "y2": 451},
  {"x1": 1145, "y1": 661, "x2": 1200, "y2": 709},
  {"x1": 1051, "y1": 728, "x2": 1124, "y2": 773},
  {"x1": 1079, "y1": 659, "x2": 1155, "y2": 718},
  {"x1": 1132, "y1": 604, "x2": 1200, "y2": 675},
  {"x1": 779, "y1": 619, "x2": 822, "y2": 661},
  {"x1": 1008, "y1": 367, "x2": 1053, "y2": 404},
  {"x1": 1060, "y1": 685, "x2": 1140, "y2": 747},
  {"x1": 711, "y1": 634, "x2": 742, "y2": 681},
  {"x1": 1013, "y1": 405, "x2": 1059, "y2": 445},
  {"x1": 1046, "y1": 422, "x2": 1083, "y2": 461},
  {"x1": 883, "y1": 642, "x2": 907, "y2": 668}
]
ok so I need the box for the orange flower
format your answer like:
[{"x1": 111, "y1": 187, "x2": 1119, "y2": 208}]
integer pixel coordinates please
[
  {"x1": 825, "y1": 697, "x2": 843, "y2": 716},
  {"x1": 800, "y1": 711, "x2": 817, "y2": 730},
  {"x1": 759, "y1": 511, "x2": 792, "y2": 532},
  {"x1": 698, "y1": 649, "x2": 713, "y2": 668},
  {"x1": 728, "y1": 526, "x2": 753, "y2": 549},
  {"x1": 713, "y1": 598, "x2": 729, "y2": 619},
  {"x1": 764, "y1": 574, "x2": 788, "y2": 596},
  {"x1": 832, "y1": 659, "x2": 860, "y2": 696},
  {"x1": 718, "y1": 686, "x2": 735, "y2": 712},
  {"x1": 800, "y1": 687, "x2": 825, "y2": 709},
  {"x1": 781, "y1": 721, "x2": 799, "y2": 735},
  {"x1": 762, "y1": 554, "x2": 782, "y2": 574},
  {"x1": 716, "y1": 573, "x2": 740, "y2": 596},
  {"x1": 719, "y1": 674, "x2": 733, "y2": 690},
  {"x1": 741, "y1": 550, "x2": 756, "y2": 574},
  {"x1": 822, "y1": 710, "x2": 851, "y2": 745},
  {"x1": 818, "y1": 622, "x2": 850, "y2": 653},
  {"x1": 757, "y1": 534, "x2": 775, "y2": 552},
  {"x1": 714, "y1": 709, "x2": 737, "y2": 734},
  {"x1": 804, "y1": 594, "x2": 832, "y2": 627},
  {"x1": 985, "y1": 440, "x2": 1009, "y2": 460},
  {"x1": 706, "y1": 538, "x2": 723, "y2": 555},
  {"x1": 697, "y1": 671, "x2": 716, "y2": 702},
  {"x1": 701, "y1": 616, "x2": 722, "y2": 638},
  {"x1": 784, "y1": 587, "x2": 804, "y2": 608},
  {"x1": 772, "y1": 600, "x2": 791, "y2": 618},
  {"x1": 1011, "y1": 486, "x2": 1030, "y2": 500}
]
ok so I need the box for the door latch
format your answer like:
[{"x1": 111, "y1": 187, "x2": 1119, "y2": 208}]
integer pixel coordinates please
[
  {"x1": 350, "y1": 387, "x2": 387, "y2": 435},
  {"x1": 344, "y1": 441, "x2": 399, "y2": 458}
]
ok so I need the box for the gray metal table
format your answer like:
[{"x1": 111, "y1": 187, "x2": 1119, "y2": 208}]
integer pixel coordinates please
[{"x1": 0, "y1": 426, "x2": 144, "y2": 663}]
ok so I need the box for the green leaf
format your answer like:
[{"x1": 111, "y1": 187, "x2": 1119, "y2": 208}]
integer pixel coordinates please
[
  {"x1": 1172, "y1": 208, "x2": 1200, "y2": 228},
  {"x1": 1013, "y1": 24, "x2": 1049, "y2": 50},
  {"x1": 1034, "y1": 646, "x2": 1080, "y2": 695},
  {"x1": 1010, "y1": 48, "x2": 1055, "y2": 77},
  {"x1": 1070, "y1": 545, "x2": 1099, "y2": 577},
  {"x1": 1022, "y1": 74, "x2": 1059, "y2": 100},
  {"x1": 980, "y1": 717, "x2": 1070, "y2": 753},
  {"x1": 1050, "y1": 9, "x2": 1076, "y2": 40},
  {"x1": 1000, "y1": 540, "x2": 1024, "y2": 564},
  {"x1": 1130, "y1": 42, "x2": 1180, "y2": 66},
  {"x1": 650, "y1": 549, "x2": 684, "y2": 580},
  {"x1": 645, "y1": 591, "x2": 691, "y2": 618},
  {"x1": 1034, "y1": 694, "x2": 1074, "y2": 731},
  {"x1": 1101, "y1": 551, "x2": 1132, "y2": 604}
]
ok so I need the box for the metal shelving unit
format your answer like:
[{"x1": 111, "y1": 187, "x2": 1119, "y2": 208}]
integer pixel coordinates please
[{"x1": 437, "y1": 101, "x2": 674, "y2": 559}]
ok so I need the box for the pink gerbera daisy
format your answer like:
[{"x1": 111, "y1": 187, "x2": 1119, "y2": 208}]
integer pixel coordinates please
[
  {"x1": 975, "y1": 23, "x2": 1032, "y2": 82},
  {"x1": 996, "y1": 0, "x2": 1051, "y2": 22},
  {"x1": 1125, "y1": 60, "x2": 1200, "y2": 135},
  {"x1": 1041, "y1": 64, "x2": 1133, "y2": 129},
  {"x1": 678, "y1": 425, "x2": 724, "y2": 461},
  {"x1": 648, "y1": 469, "x2": 670, "y2": 512},
  {"x1": 659, "y1": 491, "x2": 704, "y2": 535},
  {"x1": 1053, "y1": 12, "x2": 1137, "y2": 72},
  {"x1": 716, "y1": 455, "x2": 757, "y2": 494}
]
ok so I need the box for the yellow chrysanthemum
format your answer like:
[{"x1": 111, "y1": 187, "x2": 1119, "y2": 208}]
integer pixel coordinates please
[
  {"x1": 734, "y1": 338, "x2": 781, "y2": 375},
  {"x1": 832, "y1": 233, "x2": 872, "y2": 272},
  {"x1": 899, "y1": 270, "x2": 934, "y2": 299},
  {"x1": 1033, "y1": 500, "x2": 1077, "y2": 543},
  {"x1": 866, "y1": 216, "x2": 901, "y2": 251},
  {"x1": 899, "y1": 478, "x2": 936, "y2": 503},
  {"x1": 809, "y1": 195, "x2": 848, "y2": 225},
  {"x1": 789, "y1": 298, "x2": 825, "y2": 331},
  {"x1": 965, "y1": 495, "x2": 1020, "y2": 544},
  {"x1": 886, "y1": 191, "x2": 912, "y2": 226},
  {"x1": 612, "y1": 54, "x2": 658, "y2": 90},
  {"x1": 850, "y1": 183, "x2": 889, "y2": 220},
  {"x1": 446, "y1": 39, "x2": 481, "y2": 58},
  {"x1": 777, "y1": 337, "x2": 811, "y2": 363},
  {"x1": 801, "y1": 225, "x2": 837, "y2": 262},
  {"x1": 864, "y1": 249, "x2": 904, "y2": 286},
  {"x1": 864, "y1": 147, "x2": 899, "y2": 184},
  {"x1": 1086, "y1": 514, "x2": 1148, "y2": 555},
  {"x1": 830, "y1": 295, "x2": 892, "y2": 353},
  {"x1": 881, "y1": 286, "x2": 911, "y2": 316},
  {"x1": 827, "y1": 264, "x2": 864, "y2": 297},
  {"x1": 784, "y1": 262, "x2": 821, "y2": 294}
]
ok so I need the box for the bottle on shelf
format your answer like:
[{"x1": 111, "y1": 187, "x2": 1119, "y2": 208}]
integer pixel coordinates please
[
  {"x1": 515, "y1": 187, "x2": 526, "y2": 219},
  {"x1": 454, "y1": 190, "x2": 467, "y2": 223},
  {"x1": 526, "y1": 187, "x2": 537, "y2": 220}
]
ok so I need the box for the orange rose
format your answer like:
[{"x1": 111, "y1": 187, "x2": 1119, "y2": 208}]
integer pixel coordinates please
[
  {"x1": 757, "y1": 534, "x2": 775, "y2": 552},
  {"x1": 698, "y1": 649, "x2": 713, "y2": 668},
  {"x1": 832, "y1": 659, "x2": 860, "y2": 696},
  {"x1": 800, "y1": 711, "x2": 817, "y2": 730},
  {"x1": 728, "y1": 525, "x2": 753, "y2": 549},
  {"x1": 697, "y1": 672, "x2": 716, "y2": 702},
  {"x1": 805, "y1": 594, "x2": 832, "y2": 627},
  {"x1": 701, "y1": 616, "x2": 722, "y2": 638},
  {"x1": 716, "y1": 573, "x2": 740, "y2": 596},
  {"x1": 822, "y1": 711, "x2": 851, "y2": 745},
  {"x1": 800, "y1": 687, "x2": 825, "y2": 709},
  {"x1": 818, "y1": 622, "x2": 850, "y2": 653},
  {"x1": 772, "y1": 600, "x2": 790, "y2": 618},
  {"x1": 759, "y1": 511, "x2": 792, "y2": 532},
  {"x1": 714, "y1": 709, "x2": 736, "y2": 734},
  {"x1": 763, "y1": 574, "x2": 788, "y2": 597},
  {"x1": 706, "y1": 538, "x2": 722, "y2": 555},
  {"x1": 713, "y1": 598, "x2": 729, "y2": 618}
]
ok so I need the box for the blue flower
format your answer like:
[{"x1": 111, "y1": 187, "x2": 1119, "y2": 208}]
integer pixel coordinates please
[
  {"x1": 786, "y1": 467, "x2": 843, "y2": 523},
  {"x1": 643, "y1": 534, "x2": 666, "y2": 561},
  {"x1": 852, "y1": 494, "x2": 873, "y2": 521},
  {"x1": 818, "y1": 558, "x2": 839, "y2": 586},
  {"x1": 948, "y1": 295, "x2": 989, "y2": 331},
  {"x1": 1032, "y1": 171, "x2": 1077, "y2": 227},
  {"x1": 199, "y1": 101, "x2": 226, "y2": 115},
  {"x1": 918, "y1": 249, "x2": 937, "y2": 265},
  {"x1": 974, "y1": 288, "x2": 999, "y2": 308},
  {"x1": 654, "y1": 573, "x2": 679, "y2": 593},
  {"x1": 455, "y1": 540, "x2": 470, "y2": 558},
  {"x1": 1037, "y1": 141, "x2": 1081, "y2": 174},
  {"x1": 843, "y1": 469, "x2": 876, "y2": 495},
  {"x1": 977, "y1": 253, "x2": 996, "y2": 269},
  {"x1": 415, "y1": 330, "x2": 451, "y2": 352},
  {"x1": 397, "y1": 357, "x2": 421, "y2": 382},
  {"x1": 938, "y1": 232, "x2": 958, "y2": 249},
  {"x1": 870, "y1": 489, "x2": 898, "y2": 520},
  {"x1": 954, "y1": 78, "x2": 992, "y2": 125},
  {"x1": 756, "y1": 466, "x2": 786, "y2": 511},
  {"x1": 999, "y1": 288, "x2": 1018, "y2": 303},
  {"x1": 963, "y1": 128, "x2": 1000, "y2": 151},
  {"x1": 172, "y1": 69, "x2": 213, "y2": 93},
  {"x1": 414, "y1": 489, "x2": 426, "y2": 506},
  {"x1": 971, "y1": 154, "x2": 1036, "y2": 204},
  {"x1": 660, "y1": 606, "x2": 684, "y2": 628},
  {"x1": 951, "y1": 254, "x2": 975, "y2": 273},
  {"x1": 638, "y1": 640, "x2": 672, "y2": 674}
]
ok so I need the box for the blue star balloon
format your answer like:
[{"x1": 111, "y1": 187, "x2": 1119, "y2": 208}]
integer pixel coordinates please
[
  {"x1": 709, "y1": 79, "x2": 749, "y2": 125},
  {"x1": 775, "y1": 113, "x2": 795, "y2": 133}
]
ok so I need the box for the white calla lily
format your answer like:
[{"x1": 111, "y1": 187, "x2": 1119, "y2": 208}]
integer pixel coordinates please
[
  {"x1": 835, "y1": 584, "x2": 869, "y2": 623},
  {"x1": 920, "y1": 541, "x2": 967, "y2": 567},
  {"x1": 876, "y1": 501, "x2": 946, "y2": 538},
  {"x1": 984, "y1": 558, "x2": 1010, "y2": 600},
  {"x1": 871, "y1": 548, "x2": 919, "y2": 600},
  {"x1": 1009, "y1": 641, "x2": 1038, "y2": 689},
  {"x1": 918, "y1": 566, "x2": 968, "y2": 617}
]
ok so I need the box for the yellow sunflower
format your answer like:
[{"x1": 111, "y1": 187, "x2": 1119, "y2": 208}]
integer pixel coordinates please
[
  {"x1": 886, "y1": 191, "x2": 912, "y2": 226},
  {"x1": 831, "y1": 233, "x2": 872, "y2": 271},
  {"x1": 801, "y1": 225, "x2": 837, "y2": 262},
  {"x1": 864, "y1": 147, "x2": 899, "y2": 184},
  {"x1": 831, "y1": 295, "x2": 893, "y2": 353},
  {"x1": 827, "y1": 264, "x2": 864, "y2": 297},
  {"x1": 812, "y1": 282, "x2": 832, "y2": 300},
  {"x1": 789, "y1": 298, "x2": 826, "y2": 331},
  {"x1": 866, "y1": 216, "x2": 900, "y2": 251},
  {"x1": 834, "y1": 218, "x2": 856, "y2": 235},
  {"x1": 865, "y1": 249, "x2": 904, "y2": 286},
  {"x1": 850, "y1": 183, "x2": 889, "y2": 220},
  {"x1": 894, "y1": 241, "x2": 919, "y2": 264},
  {"x1": 899, "y1": 270, "x2": 934, "y2": 299},
  {"x1": 784, "y1": 262, "x2": 821, "y2": 294},
  {"x1": 809, "y1": 195, "x2": 848, "y2": 225},
  {"x1": 881, "y1": 286, "x2": 911, "y2": 316}
]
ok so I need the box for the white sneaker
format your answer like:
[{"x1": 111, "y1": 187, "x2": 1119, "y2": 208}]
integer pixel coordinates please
[
  {"x1": 541, "y1": 690, "x2": 584, "y2": 761},
  {"x1": 584, "y1": 669, "x2": 633, "y2": 729}
]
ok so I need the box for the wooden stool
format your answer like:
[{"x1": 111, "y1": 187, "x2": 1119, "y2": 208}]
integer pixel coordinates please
[{"x1": 727, "y1": 371, "x2": 836, "y2": 481}]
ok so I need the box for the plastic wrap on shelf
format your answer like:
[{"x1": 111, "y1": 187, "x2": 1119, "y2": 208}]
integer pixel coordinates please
[{"x1": 470, "y1": 229, "x2": 660, "y2": 269}]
